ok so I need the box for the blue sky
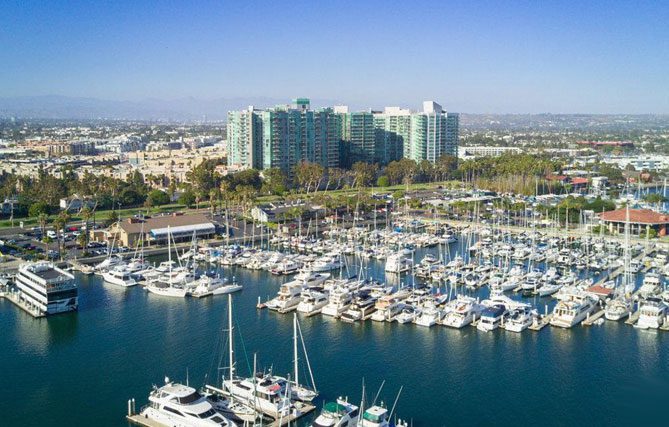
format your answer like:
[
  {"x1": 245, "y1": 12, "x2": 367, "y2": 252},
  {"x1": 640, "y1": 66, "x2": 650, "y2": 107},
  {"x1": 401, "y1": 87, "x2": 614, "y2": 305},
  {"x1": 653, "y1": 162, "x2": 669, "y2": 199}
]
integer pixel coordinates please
[{"x1": 1, "y1": 0, "x2": 668, "y2": 113}]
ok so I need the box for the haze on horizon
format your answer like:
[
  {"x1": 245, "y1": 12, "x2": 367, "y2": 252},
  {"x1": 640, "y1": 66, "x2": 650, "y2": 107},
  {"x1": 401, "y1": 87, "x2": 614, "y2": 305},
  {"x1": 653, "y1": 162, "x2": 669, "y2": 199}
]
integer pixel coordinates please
[{"x1": 1, "y1": 0, "x2": 668, "y2": 114}]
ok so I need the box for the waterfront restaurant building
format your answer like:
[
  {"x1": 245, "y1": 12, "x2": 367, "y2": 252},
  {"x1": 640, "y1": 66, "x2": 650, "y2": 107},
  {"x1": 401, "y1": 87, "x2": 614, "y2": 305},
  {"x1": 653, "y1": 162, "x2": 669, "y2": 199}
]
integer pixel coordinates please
[
  {"x1": 597, "y1": 208, "x2": 669, "y2": 236},
  {"x1": 108, "y1": 213, "x2": 216, "y2": 247}
]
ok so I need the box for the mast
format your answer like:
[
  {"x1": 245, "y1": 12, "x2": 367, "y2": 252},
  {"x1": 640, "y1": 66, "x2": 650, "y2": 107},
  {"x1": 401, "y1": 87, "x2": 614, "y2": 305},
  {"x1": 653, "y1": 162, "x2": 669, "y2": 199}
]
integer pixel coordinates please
[
  {"x1": 228, "y1": 294, "x2": 235, "y2": 382},
  {"x1": 293, "y1": 313, "x2": 299, "y2": 388}
]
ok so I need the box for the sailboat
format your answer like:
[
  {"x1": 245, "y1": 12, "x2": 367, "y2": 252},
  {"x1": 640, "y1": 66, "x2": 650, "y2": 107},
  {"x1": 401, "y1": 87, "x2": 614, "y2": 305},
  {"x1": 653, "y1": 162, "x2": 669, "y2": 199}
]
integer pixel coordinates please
[
  {"x1": 222, "y1": 295, "x2": 293, "y2": 419},
  {"x1": 277, "y1": 313, "x2": 318, "y2": 402},
  {"x1": 605, "y1": 205, "x2": 633, "y2": 321},
  {"x1": 145, "y1": 226, "x2": 190, "y2": 297}
]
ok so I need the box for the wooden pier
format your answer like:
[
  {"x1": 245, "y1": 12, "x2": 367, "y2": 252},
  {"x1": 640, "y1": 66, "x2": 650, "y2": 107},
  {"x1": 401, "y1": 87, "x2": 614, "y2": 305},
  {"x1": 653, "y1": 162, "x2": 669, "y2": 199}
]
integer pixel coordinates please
[{"x1": 582, "y1": 309, "x2": 606, "y2": 326}]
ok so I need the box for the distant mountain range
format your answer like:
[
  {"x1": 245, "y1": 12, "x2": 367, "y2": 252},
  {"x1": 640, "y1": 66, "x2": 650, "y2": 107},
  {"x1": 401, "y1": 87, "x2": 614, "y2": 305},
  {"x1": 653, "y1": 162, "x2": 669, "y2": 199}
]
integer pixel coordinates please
[
  {"x1": 0, "y1": 95, "x2": 342, "y2": 121},
  {"x1": 1, "y1": 96, "x2": 667, "y2": 131}
]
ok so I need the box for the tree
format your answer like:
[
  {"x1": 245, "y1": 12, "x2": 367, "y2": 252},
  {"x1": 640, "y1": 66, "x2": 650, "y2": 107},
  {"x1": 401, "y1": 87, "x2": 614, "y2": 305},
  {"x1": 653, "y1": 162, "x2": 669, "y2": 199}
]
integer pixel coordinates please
[
  {"x1": 351, "y1": 162, "x2": 378, "y2": 188},
  {"x1": 147, "y1": 189, "x2": 171, "y2": 207},
  {"x1": 53, "y1": 211, "x2": 70, "y2": 260},
  {"x1": 376, "y1": 175, "x2": 390, "y2": 187},
  {"x1": 293, "y1": 162, "x2": 325, "y2": 194},
  {"x1": 261, "y1": 168, "x2": 288, "y2": 195},
  {"x1": 29, "y1": 202, "x2": 50, "y2": 218},
  {"x1": 38, "y1": 213, "x2": 49, "y2": 239},
  {"x1": 178, "y1": 190, "x2": 197, "y2": 208}
]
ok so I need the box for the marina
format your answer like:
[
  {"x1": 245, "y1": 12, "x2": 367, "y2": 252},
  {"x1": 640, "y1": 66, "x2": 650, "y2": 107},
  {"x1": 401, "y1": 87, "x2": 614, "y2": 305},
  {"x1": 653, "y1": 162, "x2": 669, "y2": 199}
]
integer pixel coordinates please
[{"x1": 2, "y1": 222, "x2": 669, "y2": 426}]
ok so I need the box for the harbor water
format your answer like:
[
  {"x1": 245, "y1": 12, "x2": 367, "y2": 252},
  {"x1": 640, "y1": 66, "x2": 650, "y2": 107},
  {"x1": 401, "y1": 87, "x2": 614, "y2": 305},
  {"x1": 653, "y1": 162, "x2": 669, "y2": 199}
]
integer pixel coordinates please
[{"x1": 1, "y1": 246, "x2": 668, "y2": 426}]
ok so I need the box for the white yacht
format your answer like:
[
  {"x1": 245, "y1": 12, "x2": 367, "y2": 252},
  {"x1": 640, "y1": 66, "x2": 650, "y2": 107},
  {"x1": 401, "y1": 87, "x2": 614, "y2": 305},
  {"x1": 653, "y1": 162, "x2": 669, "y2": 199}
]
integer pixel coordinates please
[
  {"x1": 271, "y1": 260, "x2": 301, "y2": 275},
  {"x1": 504, "y1": 307, "x2": 534, "y2": 332},
  {"x1": 321, "y1": 287, "x2": 353, "y2": 318},
  {"x1": 311, "y1": 398, "x2": 359, "y2": 427},
  {"x1": 384, "y1": 250, "x2": 413, "y2": 274},
  {"x1": 224, "y1": 374, "x2": 292, "y2": 419},
  {"x1": 359, "y1": 405, "x2": 405, "y2": 427},
  {"x1": 604, "y1": 297, "x2": 632, "y2": 321},
  {"x1": 635, "y1": 297, "x2": 667, "y2": 329},
  {"x1": 394, "y1": 306, "x2": 420, "y2": 324},
  {"x1": 638, "y1": 274, "x2": 662, "y2": 299},
  {"x1": 191, "y1": 275, "x2": 242, "y2": 298},
  {"x1": 139, "y1": 380, "x2": 236, "y2": 426},
  {"x1": 294, "y1": 271, "x2": 331, "y2": 287},
  {"x1": 14, "y1": 261, "x2": 78, "y2": 315},
  {"x1": 297, "y1": 289, "x2": 329, "y2": 316},
  {"x1": 310, "y1": 254, "x2": 343, "y2": 272},
  {"x1": 370, "y1": 294, "x2": 407, "y2": 322},
  {"x1": 550, "y1": 291, "x2": 597, "y2": 328},
  {"x1": 414, "y1": 301, "x2": 442, "y2": 327},
  {"x1": 102, "y1": 266, "x2": 138, "y2": 287},
  {"x1": 476, "y1": 304, "x2": 506, "y2": 332},
  {"x1": 340, "y1": 292, "x2": 377, "y2": 323},
  {"x1": 441, "y1": 296, "x2": 482, "y2": 328},
  {"x1": 266, "y1": 280, "x2": 304, "y2": 312},
  {"x1": 145, "y1": 278, "x2": 189, "y2": 298}
]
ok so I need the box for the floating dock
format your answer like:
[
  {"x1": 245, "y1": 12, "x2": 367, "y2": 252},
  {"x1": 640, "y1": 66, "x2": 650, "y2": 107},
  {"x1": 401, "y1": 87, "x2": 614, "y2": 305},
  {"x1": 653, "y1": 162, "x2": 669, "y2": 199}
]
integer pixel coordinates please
[
  {"x1": 582, "y1": 310, "x2": 606, "y2": 326},
  {"x1": 267, "y1": 402, "x2": 316, "y2": 427},
  {"x1": 126, "y1": 415, "x2": 166, "y2": 427},
  {"x1": 528, "y1": 314, "x2": 552, "y2": 331}
]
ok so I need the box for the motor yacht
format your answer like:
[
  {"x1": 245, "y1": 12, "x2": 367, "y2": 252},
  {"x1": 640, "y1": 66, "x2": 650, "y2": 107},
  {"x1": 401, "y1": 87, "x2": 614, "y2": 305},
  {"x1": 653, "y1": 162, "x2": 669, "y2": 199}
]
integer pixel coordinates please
[
  {"x1": 476, "y1": 304, "x2": 506, "y2": 332},
  {"x1": 504, "y1": 307, "x2": 534, "y2": 332},
  {"x1": 297, "y1": 288, "x2": 330, "y2": 316},
  {"x1": 635, "y1": 297, "x2": 667, "y2": 329},
  {"x1": 638, "y1": 273, "x2": 662, "y2": 299},
  {"x1": 224, "y1": 373, "x2": 292, "y2": 419},
  {"x1": 321, "y1": 287, "x2": 353, "y2": 318},
  {"x1": 139, "y1": 380, "x2": 236, "y2": 426},
  {"x1": 266, "y1": 280, "x2": 304, "y2": 312},
  {"x1": 370, "y1": 294, "x2": 407, "y2": 322},
  {"x1": 441, "y1": 296, "x2": 482, "y2": 328},
  {"x1": 102, "y1": 266, "x2": 138, "y2": 287},
  {"x1": 550, "y1": 291, "x2": 597, "y2": 328},
  {"x1": 191, "y1": 275, "x2": 242, "y2": 298},
  {"x1": 604, "y1": 297, "x2": 632, "y2": 321},
  {"x1": 310, "y1": 398, "x2": 359, "y2": 427},
  {"x1": 384, "y1": 250, "x2": 413, "y2": 274},
  {"x1": 340, "y1": 291, "x2": 377, "y2": 323},
  {"x1": 394, "y1": 306, "x2": 420, "y2": 324},
  {"x1": 414, "y1": 300, "x2": 442, "y2": 327}
]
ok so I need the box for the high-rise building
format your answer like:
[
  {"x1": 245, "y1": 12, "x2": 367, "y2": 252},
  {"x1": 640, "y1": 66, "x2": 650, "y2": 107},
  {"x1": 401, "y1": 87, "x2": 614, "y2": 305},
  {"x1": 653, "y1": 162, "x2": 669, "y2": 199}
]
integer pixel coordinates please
[
  {"x1": 408, "y1": 101, "x2": 459, "y2": 163},
  {"x1": 227, "y1": 107, "x2": 263, "y2": 169},
  {"x1": 337, "y1": 110, "x2": 376, "y2": 166},
  {"x1": 374, "y1": 107, "x2": 411, "y2": 164},
  {"x1": 226, "y1": 99, "x2": 458, "y2": 173},
  {"x1": 228, "y1": 99, "x2": 340, "y2": 175}
]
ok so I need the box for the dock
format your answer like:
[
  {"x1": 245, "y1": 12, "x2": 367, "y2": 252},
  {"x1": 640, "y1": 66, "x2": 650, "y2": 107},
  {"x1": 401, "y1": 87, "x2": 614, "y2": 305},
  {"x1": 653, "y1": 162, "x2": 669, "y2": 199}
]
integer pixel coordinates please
[
  {"x1": 126, "y1": 415, "x2": 166, "y2": 427},
  {"x1": 1, "y1": 288, "x2": 46, "y2": 318},
  {"x1": 528, "y1": 314, "x2": 552, "y2": 331},
  {"x1": 582, "y1": 309, "x2": 606, "y2": 326},
  {"x1": 625, "y1": 310, "x2": 641, "y2": 325},
  {"x1": 267, "y1": 402, "x2": 316, "y2": 427}
]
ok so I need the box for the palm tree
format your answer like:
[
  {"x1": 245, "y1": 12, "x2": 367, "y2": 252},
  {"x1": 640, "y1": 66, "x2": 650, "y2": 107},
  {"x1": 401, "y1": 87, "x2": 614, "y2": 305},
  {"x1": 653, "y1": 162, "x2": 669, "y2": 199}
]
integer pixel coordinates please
[{"x1": 53, "y1": 211, "x2": 70, "y2": 261}]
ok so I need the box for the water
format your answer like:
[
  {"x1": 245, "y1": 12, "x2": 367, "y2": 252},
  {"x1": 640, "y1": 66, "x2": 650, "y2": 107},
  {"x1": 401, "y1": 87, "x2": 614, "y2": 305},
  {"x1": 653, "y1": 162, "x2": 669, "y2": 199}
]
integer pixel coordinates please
[{"x1": 1, "y1": 249, "x2": 668, "y2": 426}]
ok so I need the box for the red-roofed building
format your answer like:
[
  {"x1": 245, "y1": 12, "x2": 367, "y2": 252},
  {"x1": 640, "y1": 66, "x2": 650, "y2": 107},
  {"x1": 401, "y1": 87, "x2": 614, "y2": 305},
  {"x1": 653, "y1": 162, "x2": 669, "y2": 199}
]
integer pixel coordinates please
[{"x1": 597, "y1": 208, "x2": 669, "y2": 236}]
